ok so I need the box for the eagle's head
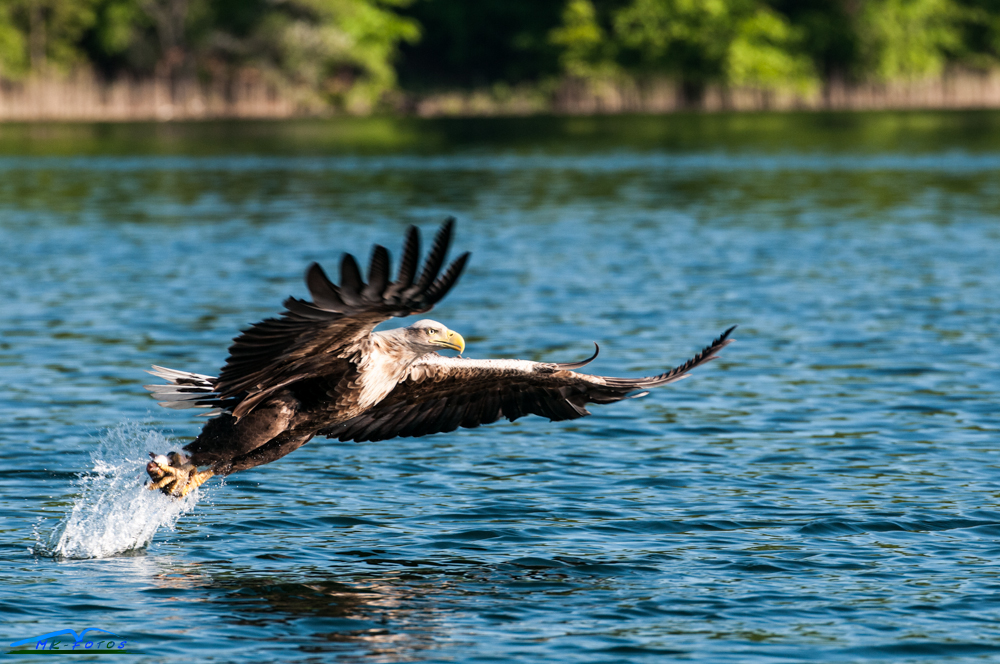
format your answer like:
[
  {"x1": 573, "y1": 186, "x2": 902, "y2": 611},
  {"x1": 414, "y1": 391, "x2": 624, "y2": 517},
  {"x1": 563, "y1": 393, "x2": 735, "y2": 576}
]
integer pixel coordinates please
[{"x1": 405, "y1": 319, "x2": 466, "y2": 355}]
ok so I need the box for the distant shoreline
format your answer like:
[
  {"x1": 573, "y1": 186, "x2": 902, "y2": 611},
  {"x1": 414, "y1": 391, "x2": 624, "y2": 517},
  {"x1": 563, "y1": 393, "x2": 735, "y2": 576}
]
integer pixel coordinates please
[{"x1": 3, "y1": 70, "x2": 1000, "y2": 122}]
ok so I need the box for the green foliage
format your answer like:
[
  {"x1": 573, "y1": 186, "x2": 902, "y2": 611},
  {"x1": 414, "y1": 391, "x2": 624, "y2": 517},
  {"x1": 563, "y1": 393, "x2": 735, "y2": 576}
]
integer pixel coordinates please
[
  {"x1": 261, "y1": 0, "x2": 420, "y2": 111},
  {"x1": 855, "y1": 0, "x2": 963, "y2": 80},
  {"x1": 0, "y1": 0, "x2": 100, "y2": 76},
  {"x1": 726, "y1": 7, "x2": 818, "y2": 92},
  {"x1": 3, "y1": 0, "x2": 1000, "y2": 107},
  {"x1": 548, "y1": 0, "x2": 617, "y2": 79},
  {"x1": 0, "y1": 3, "x2": 29, "y2": 78},
  {"x1": 541, "y1": 0, "x2": 1000, "y2": 93},
  {"x1": 92, "y1": 0, "x2": 140, "y2": 56},
  {"x1": 613, "y1": 0, "x2": 741, "y2": 83},
  {"x1": 933, "y1": 0, "x2": 1000, "y2": 69},
  {"x1": 546, "y1": 0, "x2": 818, "y2": 93},
  {"x1": 0, "y1": 0, "x2": 418, "y2": 111}
]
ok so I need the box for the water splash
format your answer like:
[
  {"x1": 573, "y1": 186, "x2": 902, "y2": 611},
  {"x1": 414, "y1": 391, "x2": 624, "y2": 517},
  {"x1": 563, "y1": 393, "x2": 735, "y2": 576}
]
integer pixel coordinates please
[{"x1": 33, "y1": 422, "x2": 203, "y2": 559}]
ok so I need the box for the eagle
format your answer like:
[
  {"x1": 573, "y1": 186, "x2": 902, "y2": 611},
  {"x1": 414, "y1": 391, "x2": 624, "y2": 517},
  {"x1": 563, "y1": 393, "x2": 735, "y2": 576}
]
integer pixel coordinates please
[{"x1": 145, "y1": 220, "x2": 735, "y2": 497}]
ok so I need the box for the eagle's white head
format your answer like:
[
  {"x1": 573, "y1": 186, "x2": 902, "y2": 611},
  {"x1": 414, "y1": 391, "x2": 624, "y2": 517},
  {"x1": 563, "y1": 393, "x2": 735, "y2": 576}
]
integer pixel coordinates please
[{"x1": 404, "y1": 319, "x2": 466, "y2": 355}]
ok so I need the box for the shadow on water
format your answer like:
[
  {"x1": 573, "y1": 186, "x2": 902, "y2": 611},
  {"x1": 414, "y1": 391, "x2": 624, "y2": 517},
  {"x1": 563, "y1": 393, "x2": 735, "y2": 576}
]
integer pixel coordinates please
[
  {"x1": 204, "y1": 575, "x2": 439, "y2": 660},
  {"x1": 133, "y1": 563, "x2": 463, "y2": 661},
  {"x1": 4, "y1": 111, "x2": 1000, "y2": 156}
]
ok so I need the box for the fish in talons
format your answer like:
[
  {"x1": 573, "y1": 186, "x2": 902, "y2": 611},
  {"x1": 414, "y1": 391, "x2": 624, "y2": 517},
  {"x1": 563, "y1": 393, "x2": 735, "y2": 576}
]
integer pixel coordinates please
[{"x1": 146, "y1": 452, "x2": 215, "y2": 498}]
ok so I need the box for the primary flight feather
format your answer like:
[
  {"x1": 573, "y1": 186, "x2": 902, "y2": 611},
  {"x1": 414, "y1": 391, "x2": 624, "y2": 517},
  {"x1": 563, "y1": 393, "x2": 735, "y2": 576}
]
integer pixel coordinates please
[{"x1": 144, "y1": 219, "x2": 735, "y2": 497}]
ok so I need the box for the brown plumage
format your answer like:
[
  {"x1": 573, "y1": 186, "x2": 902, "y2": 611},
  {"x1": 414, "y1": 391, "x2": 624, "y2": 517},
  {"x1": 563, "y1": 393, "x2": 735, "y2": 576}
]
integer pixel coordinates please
[{"x1": 143, "y1": 219, "x2": 735, "y2": 497}]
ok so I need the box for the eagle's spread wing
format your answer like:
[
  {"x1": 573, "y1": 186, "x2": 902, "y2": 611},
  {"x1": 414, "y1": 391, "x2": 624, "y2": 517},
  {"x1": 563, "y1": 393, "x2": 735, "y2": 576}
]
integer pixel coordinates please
[
  {"x1": 216, "y1": 220, "x2": 469, "y2": 418},
  {"x1": 325, "y1": 326, "x2": 736, "y2": 442}
]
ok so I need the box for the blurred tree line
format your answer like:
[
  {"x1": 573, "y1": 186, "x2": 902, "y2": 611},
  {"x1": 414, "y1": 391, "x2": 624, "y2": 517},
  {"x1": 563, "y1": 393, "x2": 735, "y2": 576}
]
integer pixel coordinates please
[
  {"x1": 0, "y1": 0, "x2": 420, "y2": 111},
  {"x1": 1, "y1": 0, "x2": 1000, "y2": 109}
]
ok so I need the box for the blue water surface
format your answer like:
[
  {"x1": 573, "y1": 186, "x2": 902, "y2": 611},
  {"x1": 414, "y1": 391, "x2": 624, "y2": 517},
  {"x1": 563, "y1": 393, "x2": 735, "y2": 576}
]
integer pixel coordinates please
[{"x1": 2, "y1": 114, "x2": 1000, "y2": 663}]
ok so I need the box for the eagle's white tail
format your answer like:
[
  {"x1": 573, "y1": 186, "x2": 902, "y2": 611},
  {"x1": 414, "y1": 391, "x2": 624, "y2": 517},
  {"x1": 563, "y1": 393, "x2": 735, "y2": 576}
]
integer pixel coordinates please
[{"x1": 144, "y1": 366, "x2": 226, "y2": 417}]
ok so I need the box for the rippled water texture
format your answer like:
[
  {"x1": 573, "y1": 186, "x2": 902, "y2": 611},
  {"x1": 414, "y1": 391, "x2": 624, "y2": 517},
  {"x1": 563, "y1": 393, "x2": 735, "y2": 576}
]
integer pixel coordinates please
[{"x1": 2, "y1": 113, "x2": 1000, "y2": 662}]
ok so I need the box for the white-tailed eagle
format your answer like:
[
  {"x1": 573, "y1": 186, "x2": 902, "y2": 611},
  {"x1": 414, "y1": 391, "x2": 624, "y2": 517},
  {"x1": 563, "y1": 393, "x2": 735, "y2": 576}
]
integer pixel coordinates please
[{"x1": 145, "y1": 220, "x2": 735, "y2": 497}]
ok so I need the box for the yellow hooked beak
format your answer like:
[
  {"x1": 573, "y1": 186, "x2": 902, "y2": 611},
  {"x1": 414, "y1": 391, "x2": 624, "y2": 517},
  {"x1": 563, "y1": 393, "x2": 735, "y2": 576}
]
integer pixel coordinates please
[{"x1": 432, "y1": 329, "x2": 465, "y2": 354}]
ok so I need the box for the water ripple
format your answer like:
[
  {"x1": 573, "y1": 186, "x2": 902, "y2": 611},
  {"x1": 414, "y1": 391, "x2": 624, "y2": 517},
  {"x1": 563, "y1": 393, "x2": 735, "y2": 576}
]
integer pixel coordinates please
[{"x1": 3, "y1": 116, "x2": 1000, "y2": 662}]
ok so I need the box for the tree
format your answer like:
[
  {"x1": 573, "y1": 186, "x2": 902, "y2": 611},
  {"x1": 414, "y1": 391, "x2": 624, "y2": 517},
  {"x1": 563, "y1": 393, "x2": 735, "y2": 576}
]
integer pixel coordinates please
[
  {"x1": 0, "y1": 0, "x2": 99, "y2": 76},
  {"x1": 548, "y1": 0, "x2": 818, "y2": 97},
  {"x1": 726, "y1": 6, "x2": 817, "y2": 92},
  {"x1": 256, "y1": 0, "x2": 420, "y2": 112},
  {"x1": 854, "y1": 0, "x2": 962, "y2": 80},
  {"x1": 548, "y1": 0, "x2": 618, "y2": 80},
  {"x1": 79, "y1": 0, "x2": 421, "y2": 111},
  {"x1": 0, "y1": 2, "x2": 29, "y2": 77}
]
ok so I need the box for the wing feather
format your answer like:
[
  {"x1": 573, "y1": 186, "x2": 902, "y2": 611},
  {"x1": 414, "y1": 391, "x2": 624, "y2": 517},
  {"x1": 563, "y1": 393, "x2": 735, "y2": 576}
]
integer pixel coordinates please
[
  {"x1": 415, "y1": 221, "x2": 453, "y2": 290},
  {"x1": 305, "y1": 263, "x2": 345, "y2": 311},
  {"x1": 323, "y1": 327, "x2": 735, "y2": 442},
  {"x1": 338, "y1": 254, "x2": 365, "y2": 306},
  {"x1": 364, "y1": 245, "x2": 390, "y2": 300},
  {"x1": 386, "y1": 226, "x2": 419, "y2": 300}
]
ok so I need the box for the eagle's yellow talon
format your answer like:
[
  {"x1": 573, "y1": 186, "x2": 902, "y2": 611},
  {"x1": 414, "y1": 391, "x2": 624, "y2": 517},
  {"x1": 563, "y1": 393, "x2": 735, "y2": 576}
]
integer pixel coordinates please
[
  {"x1": 146, "y1": 452, "x2": 212, "y2": 499},
  {"x1": 147, "y1": 475, "x2": 174, "y2": 491},
  {"x1": 176, "y1": 469, "x2": 215, "y2": 498}
]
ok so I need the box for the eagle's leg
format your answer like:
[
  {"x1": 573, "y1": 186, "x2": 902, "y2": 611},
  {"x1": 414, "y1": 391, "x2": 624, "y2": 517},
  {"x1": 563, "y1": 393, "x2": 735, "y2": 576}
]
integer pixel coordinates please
[
  {"x1": 176, "y1": 468, "x2": 214, "y2": 498},
  {"x1": 145, "y1": 452, "x2": 211, "y2": 498}
]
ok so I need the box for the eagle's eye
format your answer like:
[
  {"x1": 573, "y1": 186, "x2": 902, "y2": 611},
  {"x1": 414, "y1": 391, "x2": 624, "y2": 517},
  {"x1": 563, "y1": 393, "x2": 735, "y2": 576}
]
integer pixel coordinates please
[{"x1": 427, "y1": 328, "x2": 437, "y2": 335}]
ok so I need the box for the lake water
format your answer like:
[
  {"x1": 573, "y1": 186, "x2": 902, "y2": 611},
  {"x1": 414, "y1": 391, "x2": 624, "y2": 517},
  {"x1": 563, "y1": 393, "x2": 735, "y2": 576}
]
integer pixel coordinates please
[{"x1": 2, "y1": 113, "x2": 1000, "y2": 662}]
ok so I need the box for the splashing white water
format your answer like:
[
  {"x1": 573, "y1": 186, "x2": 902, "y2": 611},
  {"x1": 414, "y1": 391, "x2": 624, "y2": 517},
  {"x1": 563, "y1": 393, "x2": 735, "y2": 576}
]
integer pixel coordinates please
[{"x1": 34, "y1": 422, "x2": 203, "y2": 559}]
